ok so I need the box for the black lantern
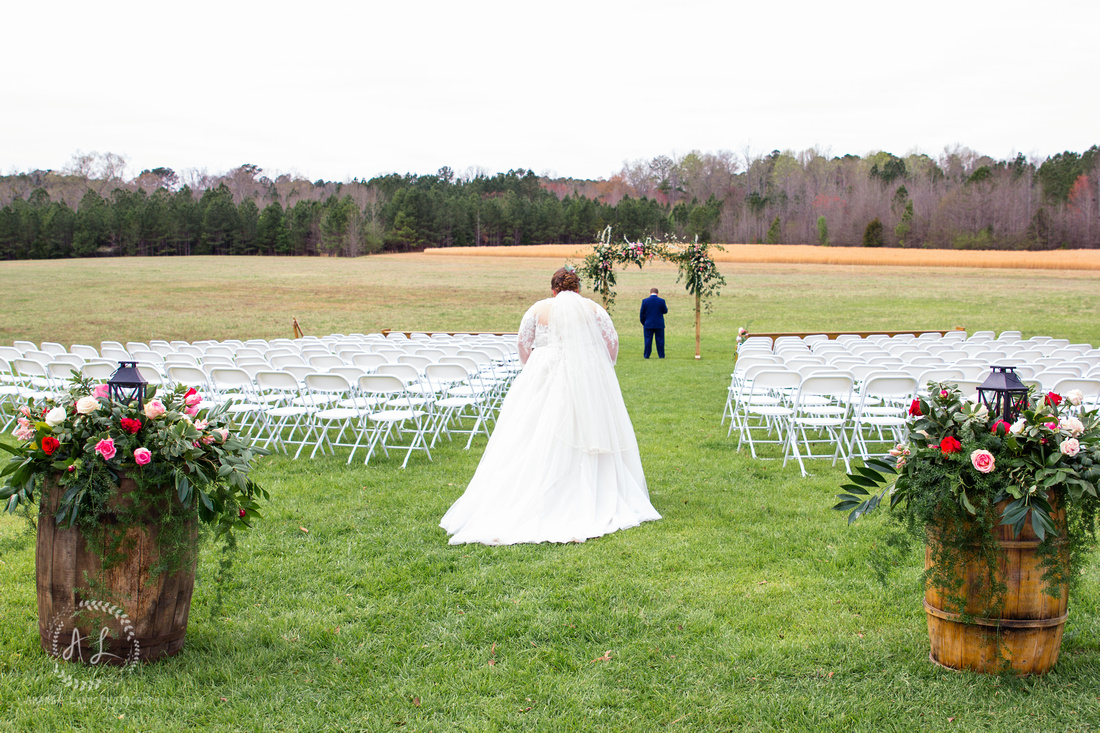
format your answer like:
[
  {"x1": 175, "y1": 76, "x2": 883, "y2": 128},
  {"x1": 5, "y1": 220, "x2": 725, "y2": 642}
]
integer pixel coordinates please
[
  {"x1": 108, "y1": 361, "x2": 147, "y2": 407},
  {"x1": 977, "y1": 365, "x2": 1030, "y2": 423}
]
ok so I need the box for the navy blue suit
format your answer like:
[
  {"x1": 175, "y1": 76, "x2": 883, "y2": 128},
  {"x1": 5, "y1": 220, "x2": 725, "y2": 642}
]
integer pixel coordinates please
[{"x1": 639, "y1": 294, "x2": 668, "y2": 359}]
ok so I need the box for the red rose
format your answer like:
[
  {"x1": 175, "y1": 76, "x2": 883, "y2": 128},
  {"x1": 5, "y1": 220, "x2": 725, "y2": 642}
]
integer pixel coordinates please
[
  {"x1": 119, "y1": 417, "x2": 142, "y2": 434},
  {"x1": 1045, "y1": 392, "x2": 1062, "y2": 406},
  {"x1": 41, "y1": 436, "x2": 60, "y2": 456},
  {"x1": 908, "y1": 399, "x2": 922, "y2": 417},
  {"x1": 990, "y1": 419, "x2": 1011, "y2": 436},
  {"x1": 939, "y1": 436, "x2": 962, "y2": 455}
]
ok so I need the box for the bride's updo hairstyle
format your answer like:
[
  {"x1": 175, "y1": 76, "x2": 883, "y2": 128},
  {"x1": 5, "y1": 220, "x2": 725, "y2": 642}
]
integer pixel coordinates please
[{"x1": 551, "y1": 267, "x2": 581, "y2": 293}]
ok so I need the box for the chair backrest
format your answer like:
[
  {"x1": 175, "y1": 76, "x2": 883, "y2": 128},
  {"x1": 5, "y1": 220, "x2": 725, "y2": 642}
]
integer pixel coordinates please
[
  {"x1": 13, "y1": 358, "x2": 48, "y2": 377},
  {"x1": 22, "y1": 350, "x2": 54, "y2": 366},
  {"x1": 424, "y1": 363, "x2": 471, "y2": 388},
  {"x1": 13, "y1": 340, "x2": 37, "y2": 353},
  {"x1": 376, "y1": 363, "x2": 421, "y2": 385},
  {"x1": 209, "y1": 367, "x2": 255, "y2": 392},
  {"x1": 862, "y1": 374, "x2": 918, "y2": 400},
  {"x1": 137, "y1": 365, "x2": 165, "y2": 386},
  {"x1": 328, "y1": 366, "x2": 367, "y2": 384},
  {"x1": 308, "y1": 355, "x2": 346, "y2": 370},
  {"x1": 749, "y1": 369, "x2": 801, "y2": 392},
  {"x1": 255, "y1": 370, "x2": 301, "y2": 393},
  {"x1": 351, "y1": 353, "x2": 387, "y2": 371},
  {"x1": 304, "y1": 373, "x2": 353, "y2": 395},
  {"x1": 46, "y1": 361, "x2": 81, "y2": 383},
  {"x1": 81, "y1": 362, "x2": 117, "y2": 380},
  {"x1": 1050, "y1": 377, "x2": 1100, "y2": 402},
  {"x1": 40, "y1": 342, "x2": 67, "y2": 355},
  {"x1": 166, "y1": 365, "x2": 210, "y2": 389},
  {"x1": 50, "y1": 353, "x2": 85, "y2": 367},
  {"x1": 397, "y1": 355, "x2": 432, "y2": 371},
  {"x1": 271, "y1": 354, "x2": 308, "y2": 369},
  {"x1": 281, "y1": 365, "x2": 317, "y2": 383},
  {"x1": 795, "y1": 375, "x2": 854, "y2": 409},
  {"x1": 356, "y1": 374, "x2": 407, "y2": 396},
  {"x1": 439, "y1": 356, "x2": 479, "y2": 375}
]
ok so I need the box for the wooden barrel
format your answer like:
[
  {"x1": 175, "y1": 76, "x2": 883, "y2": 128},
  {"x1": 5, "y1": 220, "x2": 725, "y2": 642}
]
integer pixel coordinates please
[
  {"x1": 924, "y1": 501, "x2": 1068, "y2": 675},
  {"x1": 36, "y1": 476, "x2": 197, "y2": 664}
]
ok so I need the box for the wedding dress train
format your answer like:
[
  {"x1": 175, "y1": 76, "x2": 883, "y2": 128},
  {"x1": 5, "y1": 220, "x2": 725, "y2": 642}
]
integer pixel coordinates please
[{"x1": 440, "y1": 291, "x2": 661, "y2": 545}]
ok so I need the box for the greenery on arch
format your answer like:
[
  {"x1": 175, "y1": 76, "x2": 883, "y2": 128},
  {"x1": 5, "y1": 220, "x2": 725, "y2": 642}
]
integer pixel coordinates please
[{"x1": 578, "y1": 226, "x2": 727, "y2": 358}]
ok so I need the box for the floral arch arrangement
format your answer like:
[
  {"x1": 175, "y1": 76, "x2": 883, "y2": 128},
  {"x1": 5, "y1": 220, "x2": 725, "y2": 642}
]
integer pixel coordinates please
[{"x1": 578, "y1": 226, "x2": 726, "y2": 359}]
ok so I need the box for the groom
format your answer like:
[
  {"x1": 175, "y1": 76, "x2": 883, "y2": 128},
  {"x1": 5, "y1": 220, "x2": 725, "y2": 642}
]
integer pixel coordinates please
[{"x1": 639, "y1": 287, "x2": 668, "y2": 359}]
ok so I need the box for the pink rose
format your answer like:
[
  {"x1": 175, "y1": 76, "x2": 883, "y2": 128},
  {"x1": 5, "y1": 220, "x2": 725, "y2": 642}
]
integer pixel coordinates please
[
  {"x1": 184, "y1": 388, "x2": 202, "y2": 407},
  {"x1": 19, "y1": 406, "x2": 31, "y2": 418},
  {"x1": 202, "y1": 435, "x2": 215, "y2": 445},
  {"x1": 143, "y1": 400, "x2": 166, "y2": 419},
  {"x1": 92, "y1": 384, "x2": 110, "y2": 399},
  {"x1": 214, "y1": 428, "x2": 229, "y2": 442},
  {"x1": 193, "y1": 419, "x2": 209, "y2": 430},
  {"x1": 184, "y1": 405, "x2": 199, "y2": 417},
  {"x1": 133, "y1": 447, "x2": 152, "y2": 465},
  {"x1": 94, "y1": 438, "x2": 116, "y2": 461},
  {"x1": 970, "y1": 449, "x2": 996, "y2": 474},
  {"x1": 1060, "y1": 438, "x2": 1081, "y2": 457},
  {"x1": 12, "y1": 423, "x2": 35, "y2": 441}
]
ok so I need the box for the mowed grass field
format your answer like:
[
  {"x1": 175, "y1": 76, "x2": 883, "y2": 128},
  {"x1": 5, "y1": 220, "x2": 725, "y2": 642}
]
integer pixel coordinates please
[{"x1": 1, "y1": 254, "x2": 1100, "y2": 732}]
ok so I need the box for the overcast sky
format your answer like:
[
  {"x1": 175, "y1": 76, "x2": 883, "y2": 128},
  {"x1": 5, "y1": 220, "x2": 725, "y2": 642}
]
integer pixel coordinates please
[{"x1": 5, "y1": 0, "x2": 1096, "y2": 182}]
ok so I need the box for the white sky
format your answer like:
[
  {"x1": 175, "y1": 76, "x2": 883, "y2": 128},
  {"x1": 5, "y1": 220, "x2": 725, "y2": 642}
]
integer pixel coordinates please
[{"x1": 4, "y1": 0, "x2": 1097, "y2": 182}]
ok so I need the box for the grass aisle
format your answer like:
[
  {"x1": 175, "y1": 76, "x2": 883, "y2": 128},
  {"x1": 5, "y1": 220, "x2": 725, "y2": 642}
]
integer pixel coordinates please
[{"x1": 1, "y1": 256, "x2": 1099, "y2": 730}]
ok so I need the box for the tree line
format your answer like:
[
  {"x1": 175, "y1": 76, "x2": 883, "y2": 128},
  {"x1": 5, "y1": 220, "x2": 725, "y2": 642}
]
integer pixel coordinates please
[{"x1": 0, "y1": 145, "x2": 1097, "y2": 260}]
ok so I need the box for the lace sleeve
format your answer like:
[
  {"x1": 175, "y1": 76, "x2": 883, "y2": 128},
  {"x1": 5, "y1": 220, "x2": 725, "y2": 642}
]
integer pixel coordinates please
[
  {"x1": 593, "y1": 307, "x2": 619, "y2": 364},
  {"x1": 517, "y1": 307, "x2": 537, "y2": 364}
]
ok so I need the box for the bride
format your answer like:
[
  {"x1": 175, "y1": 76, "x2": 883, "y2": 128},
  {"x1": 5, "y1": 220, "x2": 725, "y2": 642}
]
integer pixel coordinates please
[{"x1": 440, "y1": 267, "x2": 661, "y2": 545}]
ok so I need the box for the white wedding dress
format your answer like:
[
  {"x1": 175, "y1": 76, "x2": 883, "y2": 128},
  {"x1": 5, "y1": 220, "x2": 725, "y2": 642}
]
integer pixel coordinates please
[{"x1": 440, "y1": 291, "x2": 661, "y2": 545}]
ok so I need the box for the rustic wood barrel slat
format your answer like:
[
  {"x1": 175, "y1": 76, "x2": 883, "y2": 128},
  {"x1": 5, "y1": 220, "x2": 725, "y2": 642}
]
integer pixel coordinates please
[
  {"x1": 924, "y1": 500, "x2": 1068, "y2": 675},
  {"x1": 36, "y1": 476, "x2": 196, "y2": 664}
]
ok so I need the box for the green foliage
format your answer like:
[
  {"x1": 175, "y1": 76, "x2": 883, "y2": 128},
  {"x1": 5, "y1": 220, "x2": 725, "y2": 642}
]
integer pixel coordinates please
[
  {"x1": 765, "y1": 216, "x2": 781, "y2": 244},
  {"x1": 862, "y1": 218, "x2": 884, "y2": 247},
  {"x1": 894, "y1": 199, "x2": 913, "y2": 246},
  {"x1": 816, "y1": 215, "x2": 829, "y2": 246}
]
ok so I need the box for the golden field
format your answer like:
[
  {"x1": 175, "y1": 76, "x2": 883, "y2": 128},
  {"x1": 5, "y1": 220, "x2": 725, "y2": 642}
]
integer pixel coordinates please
[{"x1": 425, "y1": 244, "x2": 1100, "y2": 270}]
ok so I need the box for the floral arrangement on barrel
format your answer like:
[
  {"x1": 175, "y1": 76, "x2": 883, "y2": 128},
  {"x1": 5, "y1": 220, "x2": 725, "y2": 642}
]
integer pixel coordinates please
[
  {"x1": 835, "y1": 370, "x2": 1100, "y2": 672},
  {"x1": 836, "y1": 381, "x2": 1098, "y2": 543},
  {"x1": 3, "y1": 373, "x2": 268, "y2": 556}
]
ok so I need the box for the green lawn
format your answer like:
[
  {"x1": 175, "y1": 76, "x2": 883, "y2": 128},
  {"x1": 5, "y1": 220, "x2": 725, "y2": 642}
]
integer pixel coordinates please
[{"x1": 1, "y1": 255, "x2": 1099, "y2": 731}]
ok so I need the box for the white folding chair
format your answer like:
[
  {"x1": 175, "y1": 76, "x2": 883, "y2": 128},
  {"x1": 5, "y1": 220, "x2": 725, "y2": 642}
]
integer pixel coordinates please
[
  {"x1": 784, "y1": 374, "x2": 854, "y2": 476},
  {"x1": 735, "y1": 369, "x2": 800, "y2": 459},
  {"x1": 254, "y1": 371, "x2": 315, "y2": 456},
  {"x1": 423, "y1": 363, "x2": 491, "y2": 449},
  {"x1": 356, "y1": 375, "x2": 432, "y2": 468},
  {"x1": 301, "y1": 373, "x2": 361, "y2": 459},
  {"x1": 848, "y1": 374, "x2": 918, "y2": 460}
]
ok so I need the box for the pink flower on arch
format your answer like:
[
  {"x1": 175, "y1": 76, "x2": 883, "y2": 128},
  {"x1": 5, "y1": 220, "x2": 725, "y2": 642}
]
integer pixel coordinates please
[
  {"x1": 92, "y1": 384, "x2": 110, "y2": 399},
  {"x1": 133, "y1": 447, "x2": 152, "y2": 465},
  {"x1": 94, "y1": 438, "x2": 116, "y2": 461},
  {"x1": 970, "y1": 449, "x2": 996, "y2": 474}
]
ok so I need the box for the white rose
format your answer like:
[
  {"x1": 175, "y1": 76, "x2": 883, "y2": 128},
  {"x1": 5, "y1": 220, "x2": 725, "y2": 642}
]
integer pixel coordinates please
[
  {"x1": 44, "y1": 406, "x2": 67, "y2": 427},
  {"x1": 1060, "y1": 416, "x2": 1085, "y2": 437},
  {"x1": 75, "y1": 396, "x2": 100, "y2": 415},
  {"x1": 1066, "y1": 389, "x2": 1084, "y2": 406},
  {"x1": 1009, "y1": 418, "x2": 1027, "y2": 435}
]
